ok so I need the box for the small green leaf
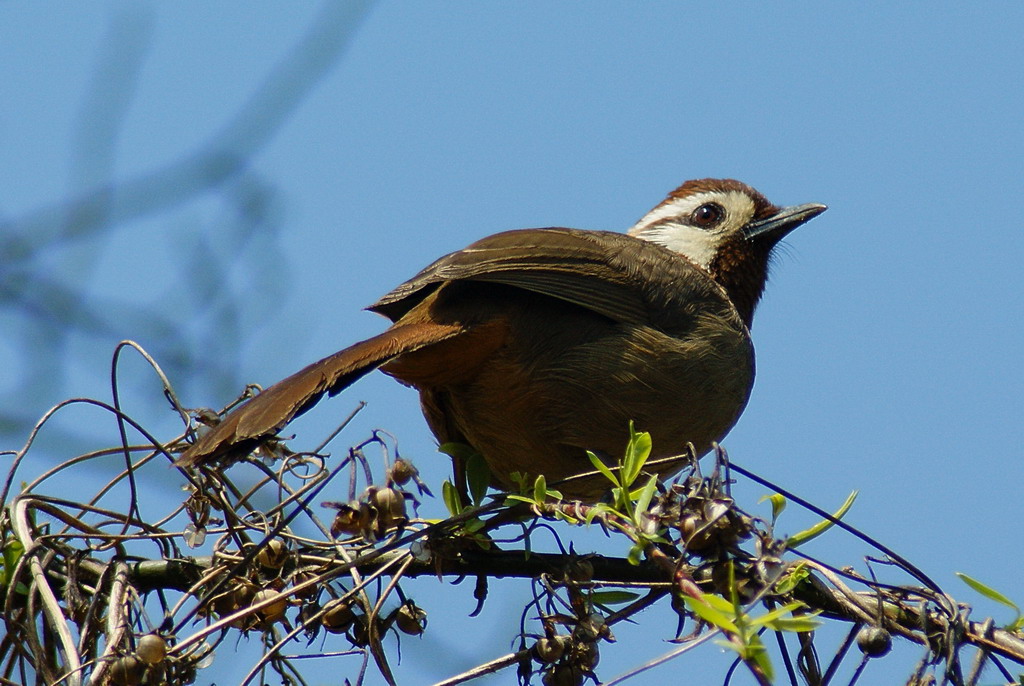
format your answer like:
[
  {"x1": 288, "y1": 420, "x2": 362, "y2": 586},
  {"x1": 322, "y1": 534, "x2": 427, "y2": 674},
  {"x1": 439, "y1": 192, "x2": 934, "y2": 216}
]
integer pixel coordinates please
[
  {"x1": 441, "y1": 480, "x2": 462, "y2": 516},
  {"x1": 2, "y1": 538, "x2": 23, "y2": 573},
  {"x1": 956, "y1": 572, "x2": 1020, "y2": 611},
  {"x1": 759, "y1": 493, "x2": 787, "y2": 523},
  {"x1": 553, "y1": 509, "x2": 579, "y2": 524},
  {"x1": 699, "y1": 593, "x2": 738, "y2": 614},
  {"x1": 587, "y1": 450, "x2": 620, "y2": 487},
  {"x1": 786, "y1": 490, "x2": 858, "y2": 549},
  {"x1": 746, "y1": 634, "x2": 774, "y2": 682},
  {"x1": 533, "y1": 475, "x2": 547, "y2": 504},
  {"x1": 683, "y1": 595, "x2": 739, "y2": 633},
  {"x1": 465, "y1": 454, "x2": 491, "y2": 506},
  {"x1": 712, "y1": 635, "x2": 774, "y2": 681},
  {"x1": 584, "y1": 503, "x2": 611, "y2": 525},
  {"x1": 590, "y1": 591, "x2": 640, "y2": 606},
  {"x1": 622, "y1": 422, "x2": 652, "y2": 487},
  {"x1": 773, "y1": 563, "x2": 809, "y2": 594},
  {"x1": 626, "y1": 542, "x2": 644, "y2": 566},
  {"x1": 438, "y1": 442, "x2": 476, "y2": 461},
  {"x1": 508, "y1": 471, "x2": 530, "y2": 492},
  {"x1": 766, "y1": 615, "x2": 822, "y2": 633},
  {"x1": 749, "y1": 602, "x2": 806, "y2": 628},
  {"x1": 633, "y1": 473, "x2": 659, "y2": 521}
]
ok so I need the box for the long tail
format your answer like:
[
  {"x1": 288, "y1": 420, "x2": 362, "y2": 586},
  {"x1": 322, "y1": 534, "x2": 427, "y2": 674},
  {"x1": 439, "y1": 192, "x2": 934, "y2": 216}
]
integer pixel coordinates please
[{"x1": 175, "y1": 320, "x2": 465, "y2": 467}]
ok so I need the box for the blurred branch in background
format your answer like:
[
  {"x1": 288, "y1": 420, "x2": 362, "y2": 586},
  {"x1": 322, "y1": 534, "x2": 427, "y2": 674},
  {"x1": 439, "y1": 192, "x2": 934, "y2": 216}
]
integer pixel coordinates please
[{"x1": 0, "y1": 1, "x2": 373, "y2": 447}]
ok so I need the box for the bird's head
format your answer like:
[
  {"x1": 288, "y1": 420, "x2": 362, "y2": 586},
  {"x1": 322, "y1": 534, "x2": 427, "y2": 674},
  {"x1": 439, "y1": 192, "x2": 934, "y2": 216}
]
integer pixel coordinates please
[{"x1": 628, "y1": 178, "x2": 826, "y2": 325}]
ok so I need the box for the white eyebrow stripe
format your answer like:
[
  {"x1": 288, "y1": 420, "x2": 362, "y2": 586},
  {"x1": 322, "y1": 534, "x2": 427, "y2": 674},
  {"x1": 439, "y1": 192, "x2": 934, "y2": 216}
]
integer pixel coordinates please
[
  {"x1": 630, "y1": 190, "x2": 755, "y2": 234},
  {"x1": 627, "y1": 190, "x2": 759, "y2": 270}
]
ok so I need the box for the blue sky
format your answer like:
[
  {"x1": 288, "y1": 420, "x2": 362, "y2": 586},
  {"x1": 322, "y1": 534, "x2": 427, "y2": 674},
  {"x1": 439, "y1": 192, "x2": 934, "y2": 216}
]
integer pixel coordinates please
[{"x1": 2, "y1": 3, "x2": 1022, "y2": 684}]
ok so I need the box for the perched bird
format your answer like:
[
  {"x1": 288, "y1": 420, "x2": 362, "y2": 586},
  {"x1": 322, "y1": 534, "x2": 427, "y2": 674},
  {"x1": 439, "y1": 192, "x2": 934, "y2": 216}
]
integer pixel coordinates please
[{"x1": 176, "y1": 179, "x2": 825, "y2": 500}]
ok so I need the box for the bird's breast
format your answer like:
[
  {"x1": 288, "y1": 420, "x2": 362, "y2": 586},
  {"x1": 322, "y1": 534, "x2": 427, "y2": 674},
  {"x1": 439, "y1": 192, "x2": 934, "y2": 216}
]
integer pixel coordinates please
[{"x1": 383, "y1": 283, "x2": 754, "y2": 498}]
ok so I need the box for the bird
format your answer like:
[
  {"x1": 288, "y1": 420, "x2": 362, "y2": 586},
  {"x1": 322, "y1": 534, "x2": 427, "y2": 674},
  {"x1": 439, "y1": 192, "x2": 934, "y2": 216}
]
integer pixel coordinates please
[{"x1": 175, "y1": 178, "x2": 826, "y2": 500}]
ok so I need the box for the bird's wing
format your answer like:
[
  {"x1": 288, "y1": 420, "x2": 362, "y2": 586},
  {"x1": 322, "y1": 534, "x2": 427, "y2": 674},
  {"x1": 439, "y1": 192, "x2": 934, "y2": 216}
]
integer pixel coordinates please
[
  {"x1": 174, "y1": 319, "x2": 466, "y2": 467},
  {"x1": 177, "y1": 229, "x2": 738, "y2": 468},
  {"x1": 370, "y1": 228, "x2": 725, "y2": 328}
]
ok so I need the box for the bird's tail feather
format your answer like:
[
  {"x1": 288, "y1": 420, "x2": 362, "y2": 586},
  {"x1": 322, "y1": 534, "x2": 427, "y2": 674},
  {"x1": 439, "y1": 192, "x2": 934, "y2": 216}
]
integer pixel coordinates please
[{"x1": 174, "y1": 320, "x2": 466, "y2": 467}]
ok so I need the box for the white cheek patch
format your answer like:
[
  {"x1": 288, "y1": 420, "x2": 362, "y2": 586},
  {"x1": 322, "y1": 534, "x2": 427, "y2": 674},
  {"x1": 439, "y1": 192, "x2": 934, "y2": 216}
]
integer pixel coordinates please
[
  {"x1": 630, "y1": 224, "x2": 719, "y2": 269},
  {"x1": 627, "y1": 190, "x2": 756, "y2": 269}
]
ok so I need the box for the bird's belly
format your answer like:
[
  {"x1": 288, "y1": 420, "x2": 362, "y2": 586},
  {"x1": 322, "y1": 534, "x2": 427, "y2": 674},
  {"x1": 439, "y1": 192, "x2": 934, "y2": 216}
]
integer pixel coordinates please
[{"x1": 425, "y1": 318, "x2": 754, "y2": 499}]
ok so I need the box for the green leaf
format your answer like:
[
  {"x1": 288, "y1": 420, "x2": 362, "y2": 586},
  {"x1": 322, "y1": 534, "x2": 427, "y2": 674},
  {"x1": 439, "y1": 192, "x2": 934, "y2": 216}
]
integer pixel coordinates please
[
  {"x1": 633, "y1": 474, "x2": 659, "y2": 522},
  {"x1": 553, "y1": 509, "x2": 579, "y2": 524},
  {"x1": 786, "y1": 490, "x2": 858, "y2": 549},
  {"x1": 465, "y1": 454, "x2": 491, "y2": 506},
  {"x1": 587, "y1": 450, "x2": 620, "y2": 488},
  {"x1": 749, "y1": 602, "x2": 822, "y2": 633},
  {"x1": 759, "y1": 493, "x2": 787, "y2": 523},
  {"x1": 622, "y1": 422, "x2": 652, "y2": 487},
  {"x1": 765, "y1": 615, "x2": 822, "y2": 633},
  {"x1": 772, "y1": 563, "x2": 809, "y2": 595},
  {"x1": 683, "y1": 595, "x2": 739, "y2": 633},
  {"x1": 626, "y1": 542, "x2": 645, "y2": 566},
  {"x1": 0, "y1": 539, "x2": 23, "y2": 588},
  {"x1": 508, "y1": 471, "x2": 530, "y2": 492},
  {"x1": 956, "y1": 572, "x2": 1020, "y2": 612},
  {"x1": 584, "y1": 503, "x2": 612, "y2": 525},
  {"x1": 441, "y1": 480, "x2": 462, "y2": 516},
  {"x1": 590, "y1": 591, "x2": 640, "y2": 606},
  {"x1": 749, "y1": 602, "x2": 806, "y2": 628},
  {"x1": 533, "y1": 475, "x2": 548, "y2": 504},
  {"x1": 438, "y1": 442, "x2": 477, "y2": 461},
  {"x1": 699, "y1": 593, "x2": 738, "y2": 614},
  {"x1": 746, "y1": 634, "x2": 774, "y2": 682},
  {"x1": 463, "y1": 518, "x2": 486, "y2": 533}
]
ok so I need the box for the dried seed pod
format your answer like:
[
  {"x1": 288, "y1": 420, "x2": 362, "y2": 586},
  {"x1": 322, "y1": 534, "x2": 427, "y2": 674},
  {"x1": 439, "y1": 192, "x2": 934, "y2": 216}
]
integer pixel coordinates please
[
  {"x1": 253, "y1": 589, "x2": 287, "y2": 622},
  {"x1": 321, "y1": 599, "x2": 357, "y2": 634},
  {"x1": 328, "y1": 501, "x2": 373, "y2": 538},
  {"x1": 371, "y1": 487, "x2": 407, "y2": 532},
  {"x1": 108, "y1": 655, "x2": 145, "y2": 686},
  {"x1": 395, "y1": 601, "x2": 426, "y2": 635},
  {"x1": 572, "y1": 613, "x2": 606, "y2": 643},
  {"x1": 135, "y1": 633, "x2": 167, "y2": 665},
  {"x1": 704, "y1": 498, "x2": 732, "y2": 523},
  {"x1": 571, "y1": 640, "x2": 600, "y2": 671},
  {"x1": 543, "y1": 662, "x2": 584, "y2": 686},
  {"x1": 348, "y1": 613, "x2": 370, "y2": 647},
  {"x1": 566, "y1": 558, "x2": 593, "y2": 583},
  {"x1": 257, "y1": 538, "x2": 288, "y2": 569},
  {"x1": 532, "y1": 635, "x2": 568, "y2": 664},
  {"x1": 290, "y1": 570, "x2": 320, "y2": 599},
  {"x1": 857, "y1": 625, "x2": 892, "y2": 657},
  {"x1": 209, "y1": 578, "x2": 257, "y2": 618},
  {"x1": 388, "y1": 458, "x2": 417, "y2": 486}
]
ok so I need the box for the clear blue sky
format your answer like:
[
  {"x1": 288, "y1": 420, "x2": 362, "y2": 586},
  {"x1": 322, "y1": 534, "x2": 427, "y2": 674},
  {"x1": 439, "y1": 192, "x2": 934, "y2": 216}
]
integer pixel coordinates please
[{"x1": 2, "y1": 3, "x2": 1022, "y2": 684}]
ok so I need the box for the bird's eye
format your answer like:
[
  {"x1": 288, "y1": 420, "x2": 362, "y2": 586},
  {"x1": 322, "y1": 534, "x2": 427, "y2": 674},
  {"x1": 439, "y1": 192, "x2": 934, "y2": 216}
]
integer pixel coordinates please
[{"x1": 691, "y1": 203, "x2": 725, "y2": 228}]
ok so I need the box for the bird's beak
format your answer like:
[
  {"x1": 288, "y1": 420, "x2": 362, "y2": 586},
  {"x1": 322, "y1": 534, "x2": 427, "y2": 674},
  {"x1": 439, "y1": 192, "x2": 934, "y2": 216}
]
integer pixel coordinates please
[{"x1": 743, "y1": 203, "x2": 827, "y2": 242}]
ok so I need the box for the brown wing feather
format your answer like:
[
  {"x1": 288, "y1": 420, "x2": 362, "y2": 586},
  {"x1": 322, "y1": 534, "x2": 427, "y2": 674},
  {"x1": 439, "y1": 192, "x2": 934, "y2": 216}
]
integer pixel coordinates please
[
  {"x1": 175, "y1": 319, "x2": 466, "y2": 467},
  {"x1": 178, "y1": 228, "x2": 741, "y2": 469},
  {"x1": 369, "y1": 228, "x2": 734, "y2": 334}
]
